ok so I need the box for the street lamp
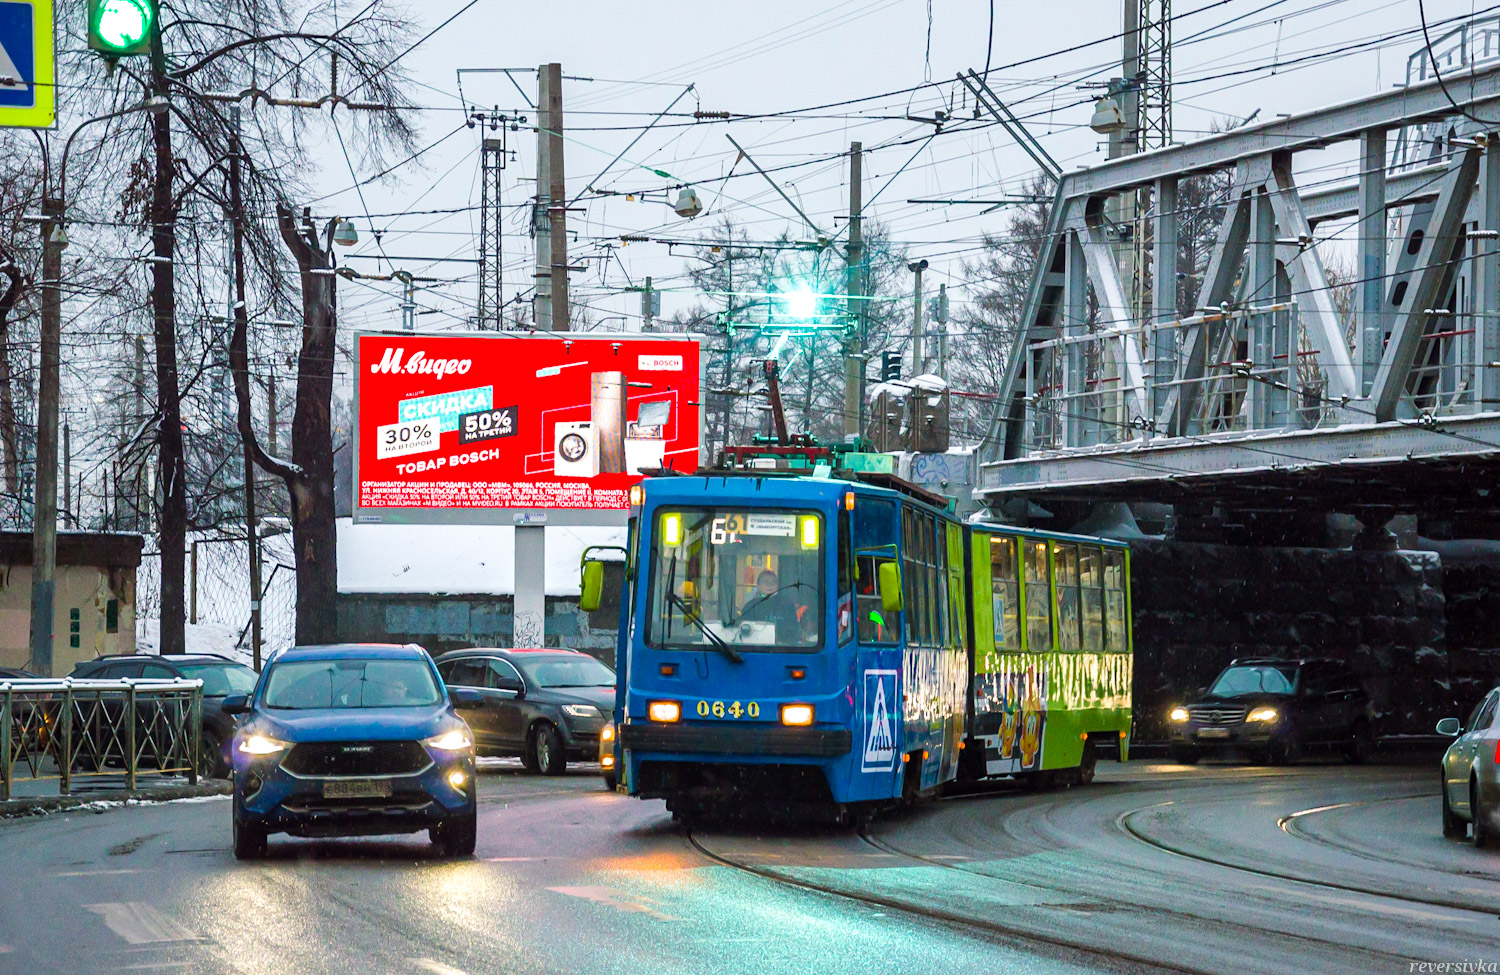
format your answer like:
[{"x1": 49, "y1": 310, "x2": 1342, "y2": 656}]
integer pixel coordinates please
[{"x1": 27, "y1": 95, "x2": 172, "y2": 675}]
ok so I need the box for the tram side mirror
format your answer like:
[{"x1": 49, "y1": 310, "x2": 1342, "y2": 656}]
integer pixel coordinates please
[
  {"x1": 1436, "y1": 717, "x2": 1461, "y2": 737},
  {"x1": 579, "y1": 560, "x2": 605, "y2": 613},
  {"x1": 877, "y1": 561, "x2": 903, "y2": 614}
]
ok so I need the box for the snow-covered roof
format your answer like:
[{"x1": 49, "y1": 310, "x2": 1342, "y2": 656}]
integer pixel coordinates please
[{"x1": 337, "y1": 518, "x2": 627, "y2": 596}]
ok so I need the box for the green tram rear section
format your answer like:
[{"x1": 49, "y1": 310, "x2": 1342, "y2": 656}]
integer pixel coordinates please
[{"x1": 966, "y1": 528, "x2": 1133, "y2": 779}]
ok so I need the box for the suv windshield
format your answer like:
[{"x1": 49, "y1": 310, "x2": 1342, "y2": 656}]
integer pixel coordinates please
[
  {"x1": 179, "y1": 663, "x2": 258, "y2": 697},
  {"x1": 646, "y1": 507, "x2": 825, "y2": 651},
  {"x1": 262, "y1": 658, "x2": 442, "y2": 709},
  {"x1": 1209, "y1": 664, "x2": 1298, "y2": 697},
  {"x1": 516, "y1": 655, "x2": 614, "y2": 688}
]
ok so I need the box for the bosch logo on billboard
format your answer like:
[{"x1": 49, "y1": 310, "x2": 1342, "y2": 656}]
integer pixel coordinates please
[{"x1": 355, "y1": 333, "x2": 701, "y2": 517}]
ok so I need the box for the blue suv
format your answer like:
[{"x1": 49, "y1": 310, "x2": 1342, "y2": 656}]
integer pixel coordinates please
[{"x1": 223, "y1": 643, "x2": 483, "y2": 859}]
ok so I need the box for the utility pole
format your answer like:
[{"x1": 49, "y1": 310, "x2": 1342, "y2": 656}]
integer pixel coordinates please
[
  {"x1": 532, "y1": 63, "x2": 569, "y2": 332},
  {"x1": 908, "y1": 259, "x2": 928, "y2": 379},
  {"x1": 61, "y1": 418, "x2": 70, "y2": 527},
  {"x1": 228, "y1": 106, "x2": 262, "y2": 669},
  {"x1": 641, "y1": 276, "x2": 657, "y2": 332},
  {"x1": 844, "y1": 142, "x2": 865, "y2": 440},
  {"x1": 933, "y1": 283, "x2": 949, "y2": 381},
  {"x1": 267, "y1": 371, "x2": 278, "y2": 455},
  {"x1": 477, "y1": 134, "x2": 505, "y2": 329},
  {"x1": 28, "y1": 192, "x2": 62, "y2": 675},
  {"x1": 519, "y1": 63, "x2": 567, "y2": 649}
]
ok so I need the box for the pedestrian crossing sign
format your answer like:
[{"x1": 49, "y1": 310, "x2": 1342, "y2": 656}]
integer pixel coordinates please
[{"x1": 0, "y1": 0, "x2": 54, "y2": 128}]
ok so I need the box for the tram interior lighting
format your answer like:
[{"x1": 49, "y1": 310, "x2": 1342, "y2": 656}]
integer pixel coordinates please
[
  {"x1": 662, "y1": 512, "x2": 682, "y2": 546},
  {"x1": 1169, "y1": 707, "x2": 1189, "y2": 722},
  {"x1": 1246, "y1": 707, "x2": 1278, "y2": 723},
  {"x1": 843, "y1": 491, "x2": 855, "y2": 511},
  {"x1": 648, "y1": 700, "x2": 682, "y2": 723},
  {"x1": 780, "y1": 703, "x2": 814, "y2": 726},
  {"x1": 799, "y1": 515, "x2": 819, "y2": 549}
]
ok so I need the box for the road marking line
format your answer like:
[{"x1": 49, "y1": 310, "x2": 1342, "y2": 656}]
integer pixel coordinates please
[
  {"x1": 57, "y1": 869, "x2": 141, "y2": 877},
  {"x1": 115, "y1": 963, "x2": 192, "y2": 970},
  {"x1": 547, "y1": 886, "x2": 680, "y2": 921},
  {"x1": 84, "y1": 903, "x2": 201, "y2": 945},
  {"x1": 482, "y1": 857, "x2": 535, "y2": 862},
  {"x1": 409, "y1": 959, "x2": 469, "y2": 975}
]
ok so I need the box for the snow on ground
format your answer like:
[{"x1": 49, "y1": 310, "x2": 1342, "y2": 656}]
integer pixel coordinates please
[{"x1": 134, "y1": 619, "x2": 253, "y2": 666}]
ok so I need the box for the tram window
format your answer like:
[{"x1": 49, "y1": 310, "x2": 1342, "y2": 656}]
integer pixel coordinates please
[
  {"x1": 1080, "y1": 546, "x2": 1105, "y2": 652},
  {"x1": 902, "y1": 507, "x2": 943, "y2": 647},
  {"x1": 853, "y1": 498, "x2": 899, "y2": 644},
  {"x1": 935, "y1": 520, "x2": 951, "y2": 647},
  {"x1": 1054, "y1": 543, "x2": 1082, "y2": 652},
  {"x1": 1024, "y1": 540, "x2": 1053, "y2": 653},
  {"x1": 990, "y1": 535, "x2": 1021, "y2": 652},
  {"x1": 1104, "y1": 547, "x2": 1128, "y2": 652}
]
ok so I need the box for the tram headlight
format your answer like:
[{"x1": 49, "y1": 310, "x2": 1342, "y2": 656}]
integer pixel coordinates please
[
  {"x1": 1169, "y1": 707, "x2": 1189, "y2": 723},
  {"x1": 780, "y1": 703, "x2": 814, "y2": 726},
  {"x1": 1246, "y1": 707, "x2": 1278, "y2": 723},
  {"x1": 648, "y1": 700, "x2": 681, "y2": 723}
]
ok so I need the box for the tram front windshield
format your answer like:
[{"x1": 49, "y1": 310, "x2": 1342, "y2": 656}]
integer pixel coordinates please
[{"x1": 647, "y1": 508, "x2": 824, "y2": 650}]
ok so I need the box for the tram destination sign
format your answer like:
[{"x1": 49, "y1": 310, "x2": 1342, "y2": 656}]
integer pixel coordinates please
[{"x1": 353, "y1": 331, "x2": 703, "y2": 526}]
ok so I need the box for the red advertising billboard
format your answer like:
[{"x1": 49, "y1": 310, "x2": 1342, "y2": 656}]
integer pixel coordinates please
[{"x1": 354, "y1": 332, "x2": 701, "y2": 521}]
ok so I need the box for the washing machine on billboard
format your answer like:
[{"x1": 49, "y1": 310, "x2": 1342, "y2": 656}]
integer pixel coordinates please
[
  {"x1": 625, "y1": 400, "x2": 671, "y2": 474},
  {"x1": 554, "y1": 421, "x2": 600, "y2": 477}
]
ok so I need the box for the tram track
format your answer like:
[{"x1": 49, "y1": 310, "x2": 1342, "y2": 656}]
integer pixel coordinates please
[
  {"x1": 1273, "y1": 792, "x2": 1500, "y2": 882},
  {"x1": 683, "y1": 826, "x2": 1213, "y2": 975},
  {"x1": 1117, "y1": 794, "x2": 1500, "y2": 916},
  {"x1": 857, "y1": 807, "x2": 1435, "y2": 973}
]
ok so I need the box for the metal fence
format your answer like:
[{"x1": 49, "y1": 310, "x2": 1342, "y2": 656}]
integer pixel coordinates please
[
  {"x1": 0, "y1": 679, "x2": 204, "y2": 800},
  {"x1": 136, "y1": 532, "x2": 298, "y2": 659}
]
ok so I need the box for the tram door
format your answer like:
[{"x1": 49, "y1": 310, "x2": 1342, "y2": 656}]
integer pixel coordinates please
[{"x1": 846, "y1": 497, "x2": 903, "y2": 801}]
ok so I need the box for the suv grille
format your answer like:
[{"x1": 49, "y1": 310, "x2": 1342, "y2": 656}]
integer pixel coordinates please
[
  {"x1": 281, "y1": 740, "x2": 431, "y2": 777},
  {"x1": 1188, "y1": 706, "x2": 1247, "y2": 726}
]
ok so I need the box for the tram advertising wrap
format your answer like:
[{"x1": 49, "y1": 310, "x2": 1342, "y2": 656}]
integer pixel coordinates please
[{"x1": 355, "y1": 332, "x2": 701, "y2": 516}]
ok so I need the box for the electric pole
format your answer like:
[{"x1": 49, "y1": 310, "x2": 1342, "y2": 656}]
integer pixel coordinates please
[
  {"x1": 908, "y1": 259, "x2": 928, "y2": 379},
  {"x1": 28, "y1": 192, "x2": 62, "y2": 674},
  {"x1": 228, "y1": 105, "x2": 262, "y2": 669},
  {"x1": 477, "y1": 134, "x2": 505, "y2": 329},
  {"x1": 844, "y1": 142, "x2": 865, "y2": 440},
  {"x1": 532, "y1": 63, "x2": 569, "y2": 332}
]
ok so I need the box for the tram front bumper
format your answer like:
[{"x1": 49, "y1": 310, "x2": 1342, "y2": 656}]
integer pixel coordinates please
[{"x1": 620, "y1": 722, "x2": 852, "y2": 758}]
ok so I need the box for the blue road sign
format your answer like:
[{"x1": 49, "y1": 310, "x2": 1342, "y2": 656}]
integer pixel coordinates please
[{"x1": 0, "y1": 0, "x2": 54, "y2": 128}]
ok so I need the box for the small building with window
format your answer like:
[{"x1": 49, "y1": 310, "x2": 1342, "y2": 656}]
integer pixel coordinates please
[{"x1": 0, "y1": 531, "x2": 142, "y2": 675}]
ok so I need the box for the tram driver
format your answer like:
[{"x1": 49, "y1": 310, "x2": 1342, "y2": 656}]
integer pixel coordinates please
[{"x1": 738, "y1": 569, "x2": 802, "y2": 642}]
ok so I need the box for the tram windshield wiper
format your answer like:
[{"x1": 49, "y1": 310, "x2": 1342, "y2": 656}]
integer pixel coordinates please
[{"x1": 667, "y1": 592, "x2": 743, "y2": 664}]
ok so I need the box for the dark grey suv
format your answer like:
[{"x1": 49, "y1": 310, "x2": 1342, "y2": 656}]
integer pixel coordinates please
[{"x1": 434, "y1": 648, "x2": 613, "y2": 775}]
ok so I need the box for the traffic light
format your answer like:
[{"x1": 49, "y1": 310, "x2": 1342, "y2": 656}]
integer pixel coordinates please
[
  {"x1": 89, "y1": 0, "x2": 156, "y2": 57},
  {"x1": 880, "y1": 351, "x2": 901, "y2": 382}
]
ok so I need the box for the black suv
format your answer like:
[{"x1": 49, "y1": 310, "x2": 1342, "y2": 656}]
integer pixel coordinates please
[
  {"x1": 433, "y1": 648, "x2": 613, "y2": 775},
  {"x1": 69, "y1": 654, "x2": 259, "y2": 778},
  {"x1": 1168, "y1": 657, "x2": 1374, "y2": 765}
]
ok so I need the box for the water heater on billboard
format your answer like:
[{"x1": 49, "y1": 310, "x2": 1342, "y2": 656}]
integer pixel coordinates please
[{"x1": 554, "y1": 421, "x2": 600, "y2": 477}]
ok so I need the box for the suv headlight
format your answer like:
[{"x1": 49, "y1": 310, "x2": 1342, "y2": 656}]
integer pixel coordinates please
[
  {"x1": 562, "y1": 704, "x2": 601, "y2": 719},
  {"x1": 1169, "y1": 707, "x2": 1189, "y2": 722},
  {"x1": 425, "y1": 728, "x2": 473, "y2": 752},
  {"x1": 238, "y1": 734, "x2": 288, "y2": 756},
  {"x1": 1246, "y1": 707, "x2": 1278, "y2": 723}
]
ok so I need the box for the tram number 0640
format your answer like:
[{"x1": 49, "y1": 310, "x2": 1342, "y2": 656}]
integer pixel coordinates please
[{"x1": 696, "y1": 700, "x2": 760, "y2": 719}]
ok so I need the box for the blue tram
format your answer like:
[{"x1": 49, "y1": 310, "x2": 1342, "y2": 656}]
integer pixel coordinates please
[{"x1": 584, "y1": 470, "x2": 967, "y2": 821}]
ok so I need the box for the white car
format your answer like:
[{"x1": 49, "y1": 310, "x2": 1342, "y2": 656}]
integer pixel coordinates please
[{"x1": 1438, "y1": 687, "x2": 1500, "y2": 846}]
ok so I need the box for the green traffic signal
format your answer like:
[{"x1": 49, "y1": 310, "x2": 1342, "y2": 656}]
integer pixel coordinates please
[{"x1": 89, "y1": 0, "x2": 155, "y2": 57}]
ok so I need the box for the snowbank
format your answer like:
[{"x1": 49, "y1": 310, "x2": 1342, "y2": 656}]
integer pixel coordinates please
[{"x1": 336, "y1": 518, "x2": 627, "y2": 596}]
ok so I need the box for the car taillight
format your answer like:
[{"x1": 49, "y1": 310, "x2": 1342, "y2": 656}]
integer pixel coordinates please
[{"x1": 1493, "y1": 739, "x2": 1500, "y2": 765}]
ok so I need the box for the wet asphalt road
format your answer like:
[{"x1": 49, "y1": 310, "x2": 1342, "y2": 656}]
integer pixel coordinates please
[{"x1": 0, "y1": 757, "x2": 1489, "y2": 975}]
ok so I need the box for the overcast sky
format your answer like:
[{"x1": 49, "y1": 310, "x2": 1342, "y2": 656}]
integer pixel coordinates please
[{"x1": 282, "y1": 1, "x2": 1500, "y2": 350}]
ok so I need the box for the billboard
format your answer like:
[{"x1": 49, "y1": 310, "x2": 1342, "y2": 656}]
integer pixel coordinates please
[{"x1": 354, "y1": 332, "x2": 701, "y2": 524}]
